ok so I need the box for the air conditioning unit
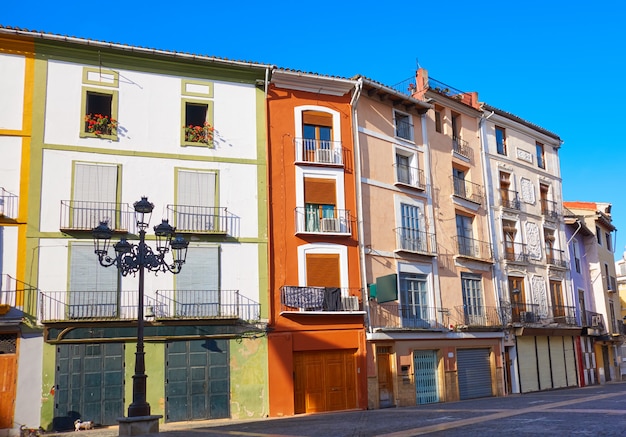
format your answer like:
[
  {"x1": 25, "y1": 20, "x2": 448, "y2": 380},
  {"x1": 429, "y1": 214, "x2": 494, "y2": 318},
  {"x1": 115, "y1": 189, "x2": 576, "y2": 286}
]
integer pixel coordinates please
[
  {"x1": 321, "y1": 218, "x2": 340, "y2": 232},
  {"x1": 342, "y1": 296, "x2": 360, "y2": 311},
  {"x1": 315, "y1": 149, "x2": 333, "y2": 163},
  {"x1": 591, "y1": 315, "x2": 601, "y2": 327},
  {"x1": 522, "y1": 311, "x2": 537, "y2": 323}
]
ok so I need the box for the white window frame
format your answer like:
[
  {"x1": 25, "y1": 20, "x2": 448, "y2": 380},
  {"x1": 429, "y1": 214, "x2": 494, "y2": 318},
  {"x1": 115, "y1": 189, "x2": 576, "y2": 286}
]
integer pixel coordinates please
[
  {"x1": 393, "y1": 110, "x2": 414, "y2": 142},
  {"x1": 297, "y1": 243, "x2": 348, "y2": 289}
]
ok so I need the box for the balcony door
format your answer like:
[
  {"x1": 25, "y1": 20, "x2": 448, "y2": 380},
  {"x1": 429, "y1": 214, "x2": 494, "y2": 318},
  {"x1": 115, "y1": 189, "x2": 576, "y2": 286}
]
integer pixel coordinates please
[
  {"x1": 305, "y1": 253, "x2": 341, "y2": 310},
  {"x1": 302, "y1": 111, "x2": 333, "y2": 163},
  {"x1": 176, "y1": 170, "x2": 217, "y2": 232},
  {"x1": 304, "y1": 177, "x2": 337, "y2": 232},
  {"x1": 550, "y1": 280, "x2": 565, "y2": 319},
  {"x1": 72, "y1": 162, "x2": 118, "y2": 229},
  {"x1": 400, "y1": 273, "x2": 429, "y2": 328},
  {"x1": 456, "y1": 214, "x2": 475, "y2": 256},
  {"x1": 461, "y1": 273, "x2": 484, "y2": 325},
  {"x1": 508, "y1": 276, "x2": 526, "y2": 322},
  {"x1": 400, "y1": 203, "x2": 422, "y2": 252},
  {"x1": 174, "y1": 246, "x2": 219, "y2": 317}
]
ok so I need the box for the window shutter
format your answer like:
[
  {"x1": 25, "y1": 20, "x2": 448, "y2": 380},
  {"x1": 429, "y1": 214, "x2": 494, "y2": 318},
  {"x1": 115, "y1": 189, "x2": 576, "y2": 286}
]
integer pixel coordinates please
[
  {"x1": 177, "y1": 170, "x2": 216, "y2": 208},
  {"x1": 305, "y1": 253, "x2": 340, "y2": 287},
  {"x1": 175, "y1": 246, "x2": 219, "y2": 291},
  {"x1": 69, "y1": 243, "x2": 118, "y2": 292},
  {"x1": 376, "y1": 274, "x2": 398, "y2": 303},
  {"x1": 304, "y1": 178, "x2": 336, "y2": 205},
  {"x1": 302, "y1": 111, "x2": 333, "y2": 127},
  {"x1": 73, "y1": 163, "x2": 117, "y2": 202}
]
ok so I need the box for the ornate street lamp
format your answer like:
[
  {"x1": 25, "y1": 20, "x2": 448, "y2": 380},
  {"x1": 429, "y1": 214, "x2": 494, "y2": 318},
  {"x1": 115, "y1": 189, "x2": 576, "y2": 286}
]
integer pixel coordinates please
[{"x1": 92, "y1": 196, "x2": 189, "y2": 418}]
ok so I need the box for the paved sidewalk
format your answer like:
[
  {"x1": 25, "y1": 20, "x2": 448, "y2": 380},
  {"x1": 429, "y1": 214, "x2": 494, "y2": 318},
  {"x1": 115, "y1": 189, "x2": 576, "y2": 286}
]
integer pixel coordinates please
[{"x1": 44, "y1": 382, "x2": 626, "y2": 437}]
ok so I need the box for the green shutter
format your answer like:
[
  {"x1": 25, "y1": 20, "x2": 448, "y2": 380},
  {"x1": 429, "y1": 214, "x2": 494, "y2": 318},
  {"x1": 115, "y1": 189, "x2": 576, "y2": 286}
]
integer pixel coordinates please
[{"x1": 376, "y1": 274, "x2": 398, "y2": 303}]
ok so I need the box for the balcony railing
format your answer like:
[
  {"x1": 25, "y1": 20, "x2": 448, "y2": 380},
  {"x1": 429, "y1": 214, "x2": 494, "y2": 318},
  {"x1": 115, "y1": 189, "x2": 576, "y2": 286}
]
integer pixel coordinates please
[
  {"x1": 0, "y1": 188, "x2": 18, "y2": 219},
  {"x1": 541, "y1": 199, "x2": 560, "y2": 220},
  {"x1": 394, "y1": 227, "x2": 437, "y2": 255},
  {"x1": 453, "y1": 306, "x2": 503, "y2": 328},
  {"x1": 369, "y1": 301, "x2": 448, "y2": 330},
  {"x1": 548, "y1": 305, "x2": 578, "y2": 326},
  {"x1": 166, "y1": 205, "x2": 235, "y2": 234},
  {"x1": 500, "y1": 190, "x2": 521, "y2": 210},
  {"x1": 294, "y1": 138, "x2": 343, "y2": 166},
  {"x1": 39, "y1": 289, "x2": 260, "y2": 322},
  {"x1": 60, "y1": 200, "x2": 132, "y2": 232},
  {"x1": 1, "y1": 274, "x2": 38, "y2": 318},
  {"x1": 395, "y1": 119, "x2": 414, "y2": 141},
  {"x1": 500, "y1": 302, "x2": 540, "y2": 324},
  {"x1": 155, "y1": 289, "x2": 260, "y2": 321},
  {"x1": 453, "y1": 236, "x2": 493, "y2": 261},
  {"x1": 280, "y1": 286, "x2": 362, "y2": 313},
  {"x1": 294, "y1": 207, "x2": 352, "y2": 235},
  {"x1": 452, "y1": 175, "x2": 483, "y2": 205},
  {"x1": 503, "y1": 242, "x2": 530, "y2": 263},
  {"x1": 394, "y1": 163, "x2": 425, "y2": 190},
  {"x1": 582, "y1": 311, "x2": 605, "y2": 331},
  {"x1": 546, "y1": 249, "x2": 568, "y2": 268},
  {"x1": 452, "y1": 137, "x2": 473, "y2": 161}
]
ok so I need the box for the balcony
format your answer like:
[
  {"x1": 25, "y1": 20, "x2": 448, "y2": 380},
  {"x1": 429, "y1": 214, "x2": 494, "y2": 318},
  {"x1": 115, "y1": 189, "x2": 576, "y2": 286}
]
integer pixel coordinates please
[
  {"x1": 582, "y1": 311, "x2": 605, "y2": 331},
  {"x1": 294, "y1": 207, "x2": 352, "y2": 235},
  {"x1": 500, "y1": 190, "x2": 521, "y2": 210},
  {"x1": 452, "y1": 137, "x2": 473, "y2": 161},
  {"x1": 394, "y1": 228, "x2": 437, "y2": 256},
  {"x1": 0, "y1": 188, "x2": 18, "y2": 220},
  {"x1": 541, "y1": 199, "x2": 560, "y2": 220},
  {"x1": 451, "y1": 175, "x2": 483, "y2": 205},
  {"x1": 547, "y1": 305, "x2": 578, "y2": 326},
  {"x1": 280, "y1": 286, "x2": 362, "y2": 313},
  {"x1": 369, "y1": 301, "x2": 448, "y2": 330},
  {"x1": 546, "y1": 249, "x2": 568, "y2": 269},
  {"x1": 0, "y1": 274, "x2": 38, "y2": 319},
  {"x1": 503, "y1": 242, "x2": 530, "y2": 263},
  {"x1": 39, "y1": 289, "x2": 260, "y2": 322},
  {"x1": 501, "y1": 302, "x2": 540, "y2": 324},
  {"x1": 294, "y1": 138, "x2": 343, "y2": 166},
  {"x1": 394, "y1": 163, "x2": 426, "y2": 190},
  {"x1": 453, "y1": 306, "x2": 503, "y2": 328},
  {"x1": 166, "y1": 205, "x2": 235, "y2": 234},
  {"x1": 453, "y1": 236, "x2": 493, "y2": 261},
  {"x1": 60, "y1": 200, "x2": 132, "y2": 232}
]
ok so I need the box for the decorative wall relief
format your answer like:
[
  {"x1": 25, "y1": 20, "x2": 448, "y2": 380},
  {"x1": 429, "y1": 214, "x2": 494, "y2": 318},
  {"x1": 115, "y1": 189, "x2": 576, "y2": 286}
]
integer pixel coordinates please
[
  {"x1": 520, "y1": 178, "x2": 536, "y2": 204},
  {"x1": 525, "y1": 222, "x2": 542, "y2": 260},
  {"x1": 517, "y1": 148, "x2": 533, "y2": 163},
  {"x1": 531, "y1": 275, "x2": 548, "y2": 317}
]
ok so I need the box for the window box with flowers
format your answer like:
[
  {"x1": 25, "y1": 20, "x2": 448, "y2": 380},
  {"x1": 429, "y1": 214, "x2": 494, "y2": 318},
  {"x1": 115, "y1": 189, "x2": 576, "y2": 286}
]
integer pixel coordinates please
[
  {"x1": 184, "y1": 122, "x2": 214, "y2": 145},
  {"x1": 181, "y1": 99, "x2": 214, "y2": 148},
  {"x1": 80, "y1": 89, "x2": 119, "y2": 140},
  {"x1": 85, "y1": 113, "x2": 118, "y2": 136}
]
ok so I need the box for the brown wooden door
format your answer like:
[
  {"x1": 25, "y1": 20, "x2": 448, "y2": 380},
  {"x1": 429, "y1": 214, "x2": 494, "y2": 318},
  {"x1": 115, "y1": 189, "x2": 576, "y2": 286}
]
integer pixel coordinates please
[
  {"x1": 508, "y1": 277, "x2": 525, "y2": 322},
  {"x1": 0, "y1": 349, "x2": 17, "y2": 427},
  {"x1": 294, "y1": 350, "x2": 357, "y2": 414},
  {"x1": 377, "y1": 350, "x2": 394, "y2": 407}
]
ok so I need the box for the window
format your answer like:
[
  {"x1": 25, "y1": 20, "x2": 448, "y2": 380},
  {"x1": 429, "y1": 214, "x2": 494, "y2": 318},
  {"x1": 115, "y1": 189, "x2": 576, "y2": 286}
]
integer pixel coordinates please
[
  {"x1": 394, "y1": 111, "x2": 413, "y2": 141},
  {"x1": 81, "y1": 89, "x2": 119, "y2": 139},
  {"x1": 304, "y1": 177, "x2": 337, "y2": 232},
  {"x1": 572, "y1": 239, "x2": 581, "y2": 273},
  {"x1": 550, "y1": 280, "x2": 564, "y2": 318},
  {"x1": 508, "y1": 276, "x2": 525, "y2": 321},
  {"x1": 452, "y1": 167, "x2": 467, "y2": 198},
  {"x1": 451, "y1": 112, "x2": 461, "y2": 140},
  {"x1": 69, "y1": 243, "x2": 119, "y2": 318},
  {"x1": 434, "y1": 105, "x2": 444, "y2": 133},
  {"x1": 539, "y1": 183, "x2": 551, "y2": 216},
  {"x1": 605, "y1": 232, "x2": 613, "y2": 251},
  {"x1": 536, "y1": 142, "x2": 545, "y2": 169},
  {"x1": 181, "y1": 80, "x2": 214, "y2": 147},
  {"x1": 596, "y1": 226, "x2": 602, "y2": 245},
  {"x1": 71, "y1": 162, "x2": 119, "y2": 230},
  {"x1": 302, "y1": 110, "x2": 333, "y2": 163},
  {"x1": 306, "y1": 253, "x2": 340, "y2": 287},
  {"x1": 399, "y1": 203, "x2": 422, "y2": 252},
  {"x1": 502, "y1": 220, "x2": 517, "y2": 261},
  {"x1": 174, "y1": 245, "x2": 219, "y2": 317},
  {"x1": 461, "y1": 273, "x2": 484, "y2": 323},
  {"x1": 456, "y1": 214, "x2": 475, "y2": 256},
  {"x1": 175, "y1": 169, "x2": 218, "y2": 232},
  {"x1": 400, "y1": 273, "x2": 429, "y2": 328},
  {"x1": 544, "y1": 229, "x2": 555, "y2": 264},
  {"x1": 499, "y1": 172, "x2": 511, "y2": 207},
  {"x1": 495, "y1": 126, "x2": 506, "y2": 155},
  {"x1": 396, "y1": 154, "x2": 411, "y2": 185}
]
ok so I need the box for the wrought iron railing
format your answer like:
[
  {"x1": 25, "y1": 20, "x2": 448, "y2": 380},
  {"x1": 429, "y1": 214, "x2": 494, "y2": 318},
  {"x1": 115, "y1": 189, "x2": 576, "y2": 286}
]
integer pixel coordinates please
[
  {"x1": 60, "y1": 200, "x2": 132, "y2": 232},
  {"x1": 500, "y1": 190, "x2": 521, "y2": 210},
  {"x1": 546, "y1": 249, "x2": 568, "y2": 268},
  {"x1": 155, "y1": 289, "x2": 260, "y2": 321},
  {"x1": 500, "y1": 301, "x2": 540, "y2": 324},
  {"x1": 395, "y1": 118, "x2": 413, "y2": 141},
  {"x1": 394, "y1": 163, "x2": 425, "y2": 190},
  {"x1": 280, "y1": 286, "x2": 362, "y2": 313},
  {"x1": 548, "y1": 305, "x2": 578, "y2": 326},
  {"x1": 453, "y1": 306, "x2": 503, "y2": 328},
  {"x1": 503, "y1": 242, "x2": 530, "y2": 263},
  {"x1": 166, "y1": 205, "x2": 235, "y2": 234},
  {"x1": 451, "y1": 175, "x2": 483, "y2": 205},
  {"x1": 452, "y1": 137, "x2": 473, "y2": 161},
  {"x1": 541, "y1": 199, "x2": 560, "y2": 220},
  {"x1": 582, "y1": 310, "x2": 605, "y2": 331},
  {"x1": 368, "y1": 301, "x2": 448, "y2": 330},
  {"x1": 394, "y1": 227, "x2": 437, "y2": 255},
  {"x1": 294, "y1": 207, "x2": 352, "y2": 235},
  {"x1": 0, "y1": 274, "x2": 38, "y2": 317},
  {"x1": 453, "y1": 236, "x2": 492, "y2": 261},
  {"x1": 0, "y1": 188, "x2": 18, "y2": 219},
  {"x1": 294, "y1": 138, "x2": 343, "y2": 165}
]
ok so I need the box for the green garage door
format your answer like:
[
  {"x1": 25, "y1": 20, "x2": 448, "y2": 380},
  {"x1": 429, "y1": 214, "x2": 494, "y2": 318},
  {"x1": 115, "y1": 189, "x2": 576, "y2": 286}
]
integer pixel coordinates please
[
  {"x1": 165, "y1": 339, "x2": 230, "y2": 422},
  {"x1": 54, "y1": 343, "x2": 124, "y2": 431}
]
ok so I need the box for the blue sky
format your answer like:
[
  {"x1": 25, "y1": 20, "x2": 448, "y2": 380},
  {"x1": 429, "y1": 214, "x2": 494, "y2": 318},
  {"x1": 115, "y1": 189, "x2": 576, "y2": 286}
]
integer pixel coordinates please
[{"x1": 4, "y1": 0, "x2": 626, "y2": 260}]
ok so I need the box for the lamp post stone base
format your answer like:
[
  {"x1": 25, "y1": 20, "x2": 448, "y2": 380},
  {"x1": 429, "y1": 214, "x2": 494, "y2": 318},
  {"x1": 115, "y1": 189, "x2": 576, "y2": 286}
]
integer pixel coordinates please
[{"x1": 118, "y1": 415, "x2": 162, "y2": 436}]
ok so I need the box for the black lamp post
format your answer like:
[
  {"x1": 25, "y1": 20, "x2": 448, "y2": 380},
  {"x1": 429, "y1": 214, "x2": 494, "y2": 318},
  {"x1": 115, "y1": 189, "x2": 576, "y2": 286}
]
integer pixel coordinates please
[{"x1": 92, "y1": 196, "x2": 189, "y2": 417}]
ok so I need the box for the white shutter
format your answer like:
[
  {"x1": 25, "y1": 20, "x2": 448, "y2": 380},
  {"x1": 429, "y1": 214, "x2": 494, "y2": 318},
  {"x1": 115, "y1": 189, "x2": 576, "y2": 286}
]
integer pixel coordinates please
[
  {"x1": 177, "y1": 170, "x2": 216, "y2": 208},
  {"x1": 73, "y1": 163, "x2": 118, "y2": 202},
  {"x1": 174, "y1": 245, "x2": 220, "y2": 317}
]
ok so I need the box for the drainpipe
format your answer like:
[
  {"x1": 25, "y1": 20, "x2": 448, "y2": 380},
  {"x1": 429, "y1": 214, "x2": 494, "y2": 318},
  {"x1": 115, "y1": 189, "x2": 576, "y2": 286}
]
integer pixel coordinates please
[{"x1": 350, "y1": 79, "x2": 369, "y2": 332}]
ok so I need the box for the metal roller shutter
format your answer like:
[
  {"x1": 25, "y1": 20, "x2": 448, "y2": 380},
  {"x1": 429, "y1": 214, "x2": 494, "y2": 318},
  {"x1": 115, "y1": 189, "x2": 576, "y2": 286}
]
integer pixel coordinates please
[
  {"x1": 550, "y1": 337, "x2": 567, "y2": 388},
  {"x1": 517, "y1": 337, "x2": 539, "y2": 393},
  {"x1": 457, "y1": 348, "x2": 492, "y2": 400},
  {"x1": 564, "y1": 336, "x2": 578, "y2": 387},
  {"x1": 536, "y1": 336, "x2": 552, "y2": 390}
]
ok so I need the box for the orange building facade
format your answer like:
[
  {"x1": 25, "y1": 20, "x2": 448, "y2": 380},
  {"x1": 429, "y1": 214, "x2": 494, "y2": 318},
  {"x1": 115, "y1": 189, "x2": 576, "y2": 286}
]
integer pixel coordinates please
[{"x1": 266, "y1": 70, "x2": 367, "y2": 416}]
